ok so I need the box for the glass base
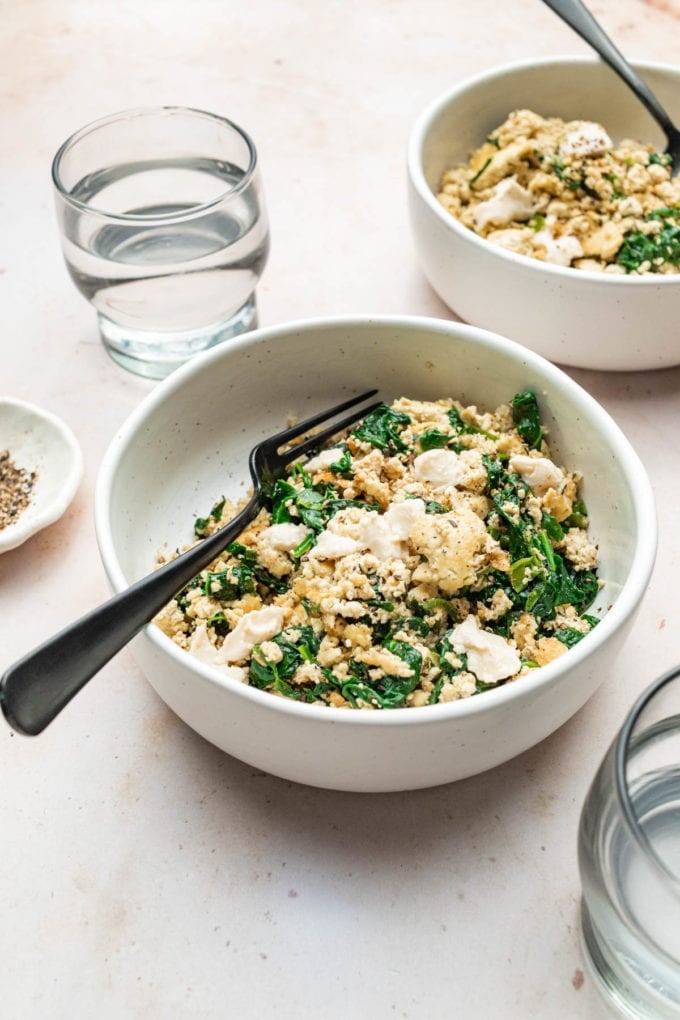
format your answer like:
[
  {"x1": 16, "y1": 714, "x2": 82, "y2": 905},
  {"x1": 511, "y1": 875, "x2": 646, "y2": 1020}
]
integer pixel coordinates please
[
  {"x1": 98, "y1": 295, "x2": 258, "y2": 380},
  {"x1": 580, "y1": 900, "x2": 680, "y2": 1019}
]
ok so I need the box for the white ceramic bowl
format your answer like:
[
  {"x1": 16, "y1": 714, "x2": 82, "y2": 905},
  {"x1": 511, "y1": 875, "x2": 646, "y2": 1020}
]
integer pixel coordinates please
[
  {"x1": 407, "y1": 57, "x2": 680, "y2": 371},
  {"x1": 0, "y1": 398, "x2": 83, "y2": 554},
  {"x1": 95, "y1": 316, "x2": 656, "y2": 792}
]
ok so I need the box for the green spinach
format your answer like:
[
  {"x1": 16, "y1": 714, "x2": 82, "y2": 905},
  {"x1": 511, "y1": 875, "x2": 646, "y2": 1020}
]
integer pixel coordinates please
[
  {"x1": 511, "y1": 390, "x2": 543, "y2": 449},
  {"x1": 351, "y1": 405, "x2": 411, "y2": 454}
]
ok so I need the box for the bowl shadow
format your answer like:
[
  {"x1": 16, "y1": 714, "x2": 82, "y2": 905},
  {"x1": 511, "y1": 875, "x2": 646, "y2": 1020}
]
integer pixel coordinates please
[{"x1": 150, "y1": 692, "x2": 601, "y2": 875}]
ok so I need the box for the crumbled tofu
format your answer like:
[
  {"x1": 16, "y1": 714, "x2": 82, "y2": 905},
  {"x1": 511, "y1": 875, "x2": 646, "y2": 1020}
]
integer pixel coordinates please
[
  {"x1": 477, "y1": 589, "x2": 514, "y2": 623},
  {"x1": 410, "y1": 507, "x2": 488, "y2": 594},
  {"x1": 437, "y1": 109, "x2": 680, "y2": 274},
  {"x1": 560, "y1": 526, "x2": 599, "y2": 571},
  {"x1": 319, "y1": 596, "x2": 366, "y2": 620},
  {"x1": 292, "y1": 660, "x2": 325, "y2": 686},
  {"x1": 155, "y1": 392, "x2": 598, "y2": 710},
  {"x1": 438, "y1": 672, "x2": 477, "y2": 701},
  {"x1": 355, "y1": 646, "x2": 415, "y2": 678},
  {"x1": 533, "y1": 636, "x2": 568, "y2": 666},
  {"x1": 472, "y1": 141, "x2": 534, "y2": 188},
  {"x1": 512, "y1": 613, "x2": 538, "y2": 654},
  {"x1": 258, "y1": 640, "x2": 283, "y2": 663},
  {"x1": 581, "y1": 222, "x2": 626, "y2": 261}
]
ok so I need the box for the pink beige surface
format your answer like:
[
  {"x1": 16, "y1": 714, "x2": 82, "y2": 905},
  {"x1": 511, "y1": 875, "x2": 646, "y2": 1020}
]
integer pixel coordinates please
[{"x1": 2, "y1": 1, "x2": 679, "y2": 1017}]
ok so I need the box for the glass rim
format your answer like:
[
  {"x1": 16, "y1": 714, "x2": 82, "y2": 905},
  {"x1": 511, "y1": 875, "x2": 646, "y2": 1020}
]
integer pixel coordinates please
[
  {"x1": 51, "y1": 105, "x2": 258, "y2": 223},
  {"x1": 616, "y1": 662, "x2": 680, "y2": 890}
]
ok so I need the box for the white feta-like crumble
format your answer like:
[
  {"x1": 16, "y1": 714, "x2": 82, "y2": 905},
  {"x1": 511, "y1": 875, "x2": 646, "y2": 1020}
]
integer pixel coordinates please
[
  {"x1": 413, "y1": 450, "x2": 465, "y2": 489},
  {"x1": 219, "y1": 605, "x2": 285, "y2": 664},
  {"x1": 309, "y1": 529, "x2": 361, "y2": 560},
  {"x1": 509, "y1": 454, "x2": 564, "y2": 495},
  {"x1": 560, "y1": 121, "x2": 612, "y2": 158},
  {"x1": 259, "y1": 522, "x2": 310, "y2": 552},
  {"x1": 533, "y1": 222, "x2": 584, "y2": 267},
  {"x1": 357, "y1": 499, "x2": 427, "y2": 560},
  {"x1": 155, "y1": 392, "x2": 598, "y2": 711},
  {"x1": 473, "y1": 177, "x2": 535, "y2": 231},
  {"x1": 450, "y1": 615, "x2": 521, "y2": 685},
  {"x1": 303, "y1": 448, "x2": 344, "y2": 472}
]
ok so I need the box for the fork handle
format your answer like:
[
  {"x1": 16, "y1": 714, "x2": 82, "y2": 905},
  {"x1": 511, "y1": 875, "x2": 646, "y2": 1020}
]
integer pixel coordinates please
[
  {"x1": 541, "y1": 0, "x2": 678, "y2": 142},
  {"x1": 0, "y1": 495, "x2": 260, "y2": 736}
]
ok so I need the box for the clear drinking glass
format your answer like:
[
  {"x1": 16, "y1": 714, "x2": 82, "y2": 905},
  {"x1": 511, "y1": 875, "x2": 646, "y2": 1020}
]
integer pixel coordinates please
[
  {"x1": 579, "y1": 665, "x2": 680, "y2": 1018},
  {"x1": 52, "y1": 106, "x2": 270, "y2": 378}
]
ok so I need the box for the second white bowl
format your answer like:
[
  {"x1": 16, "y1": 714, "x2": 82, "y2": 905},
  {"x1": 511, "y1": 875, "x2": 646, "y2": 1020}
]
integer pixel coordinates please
[{"x1": 407, "y1": 56, "x2": 680, "y2": 371}]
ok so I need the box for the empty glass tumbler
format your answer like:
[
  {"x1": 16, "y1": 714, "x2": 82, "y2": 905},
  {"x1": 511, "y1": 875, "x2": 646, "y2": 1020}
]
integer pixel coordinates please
[
  {"x1": 579, "y1": 665, "x2": 680, "y2": 1018},
  {"x1": 52, "y1": 106, "x2": 270, "y2": 378}
]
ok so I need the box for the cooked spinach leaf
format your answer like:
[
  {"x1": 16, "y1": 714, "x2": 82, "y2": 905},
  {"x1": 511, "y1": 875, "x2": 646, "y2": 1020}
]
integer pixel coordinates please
[
  {"x1": 227, "y1": 541, "x2": 290, "y2": 594},
  {"x1": 328, "y1": 448, "x2": 354, "y2": 477},
  {"x1": 267, "y1": 480, "x2": 297, "y2": 523},
  {"x1": 194, "y1": 497, "x2": 226, "y2": 538},
  {"x1": 617, "y1": 212, "x2": 680, "y2": 271},
  {"x1": 206, "y1": 611, "x2": 230, "y2": 636},
  {"x1": 448, "y1": 406, "x2": 496, "y2": 440},
  {"x1": 351, "y1": 405, "x2": 411, "y2": 454},
  {"x1": 648, "y1": 152, "x2": 672, "y2": 167},
  {"x1": 263, "y1": 475, "x2": 379, "y2": 536},
  {"x1": 555, "y1": 626, "x2": 589, "y2": 648},
  {"x1": 511, "y1": 390, "x2": 543, "y2": 450},
  {"x1": 524, "y1": 553, "x2": 598, "y2": 622},
  {"x1": 203, "y1": 566, "x2": 256, "y2": 601},
  {"x1": 249, "y1": 625, "x2": 320, "y2": 695},
  {"x1": 418, "y1": 428, "x2": 452, "y2": 451},
  {"x1": 469, "y1": 157, "x2": 493, "y2": 187},
  {"x1": 566, "y1": 498, "x2": 588, "y2": 529}
]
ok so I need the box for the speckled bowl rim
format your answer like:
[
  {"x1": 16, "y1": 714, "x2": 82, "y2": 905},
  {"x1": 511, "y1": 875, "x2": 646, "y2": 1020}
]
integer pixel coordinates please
[
  {"x1": 94, "y1": 314, "x2": 658, "y2": 728},
  {"x1": 407, "y1": 55, "x2": 680, "y2": 288}
]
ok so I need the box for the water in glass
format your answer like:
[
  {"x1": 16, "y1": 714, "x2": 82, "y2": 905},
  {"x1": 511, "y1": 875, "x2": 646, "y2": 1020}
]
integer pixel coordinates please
[{"x1": 579, "y1": 689, "x2": 680, "y2": 1019}]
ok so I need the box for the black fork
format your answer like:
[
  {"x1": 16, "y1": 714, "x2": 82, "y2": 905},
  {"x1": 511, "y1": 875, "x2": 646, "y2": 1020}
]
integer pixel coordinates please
[
  {"x1": 0, "y1": 389, "x2": 381, "y2": 736},
  {"x1": 541, "y1": 0, "x2": 680, "y2": 175}
]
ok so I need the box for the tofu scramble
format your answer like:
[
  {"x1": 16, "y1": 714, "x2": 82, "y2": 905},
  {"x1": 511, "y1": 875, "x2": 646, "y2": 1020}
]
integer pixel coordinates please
[
  {"x1": 437, "y1": 109, "x2": 680, "y2": 274},
  {"x1": 154, "y1": 392, "x2": 600, "y2": 710}
]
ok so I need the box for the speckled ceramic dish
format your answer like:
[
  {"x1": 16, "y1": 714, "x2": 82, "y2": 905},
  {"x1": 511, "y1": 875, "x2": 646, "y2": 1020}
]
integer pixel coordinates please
[
  {"x1": 94, "y1": 316, "x2": 657, "y2": 791},
  {"x1": 407, "y1": 57, "x2": 680, "y2": 370},
  {"x1": 0, "y1": 398, "x2": 83, "y2": 554}
]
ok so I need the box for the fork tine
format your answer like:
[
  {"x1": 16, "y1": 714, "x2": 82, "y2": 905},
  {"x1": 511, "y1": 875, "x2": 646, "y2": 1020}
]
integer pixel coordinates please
[
  {"x1": 283, "y1": 399, "x2": 383, "y2": 465},
  {"x1": 271, "y1": 389, "x2": 379, "y2": 448}
]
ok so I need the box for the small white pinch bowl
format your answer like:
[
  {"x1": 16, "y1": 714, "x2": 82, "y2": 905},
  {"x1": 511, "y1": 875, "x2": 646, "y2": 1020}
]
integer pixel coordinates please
[
  {"x1": 95, "y1": 316, "x2": 656, "y2": 792},
  {"x1": 407, "y1": 56, "x2": 680, "y2": 371},
  {"x1": 0, "y1": 398, "x2": 83, "y2": 554}
]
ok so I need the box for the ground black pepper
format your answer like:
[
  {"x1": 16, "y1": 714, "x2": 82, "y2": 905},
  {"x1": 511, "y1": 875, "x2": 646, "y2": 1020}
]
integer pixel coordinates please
[{"x1": 0, "y1": 450, "x2": 37, "y2": 530}]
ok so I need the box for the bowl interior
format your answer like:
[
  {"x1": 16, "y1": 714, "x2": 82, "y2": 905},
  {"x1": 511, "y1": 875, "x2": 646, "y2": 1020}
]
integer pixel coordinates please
[
  {"x1": 418, "y1": 59, "x2": 679, "y2": 194},
  {"x1": 102, "y1": 319, "x2": 643, "y2": 645}
]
